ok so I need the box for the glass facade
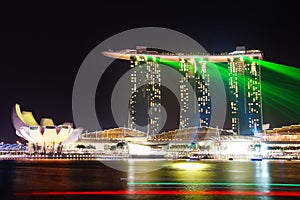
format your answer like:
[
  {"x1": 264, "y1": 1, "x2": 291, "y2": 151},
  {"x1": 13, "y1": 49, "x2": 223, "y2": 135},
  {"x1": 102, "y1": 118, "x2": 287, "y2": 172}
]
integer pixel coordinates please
[
  {"x1": 178, "y1": 58, "x2": 211, "y2": 129},
  {"x1": 125, "y1": 49, "x2": 263, "y2": 137},
  {"x1": 129, "y1": 55, "x2": 161, "y2": 136},
  {"x1": 228, "y1": 57, "x2": 262, "y2": 136}
]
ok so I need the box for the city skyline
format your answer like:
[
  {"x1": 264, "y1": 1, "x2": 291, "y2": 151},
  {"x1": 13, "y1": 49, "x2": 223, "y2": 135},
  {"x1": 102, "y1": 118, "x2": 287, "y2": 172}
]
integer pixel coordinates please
[
  {"x1": 1, "y1": 1, "x2": 300, "y2": 143},
  {"x1": 1, "y1": 2, "x2": 300, "y2": 200}
]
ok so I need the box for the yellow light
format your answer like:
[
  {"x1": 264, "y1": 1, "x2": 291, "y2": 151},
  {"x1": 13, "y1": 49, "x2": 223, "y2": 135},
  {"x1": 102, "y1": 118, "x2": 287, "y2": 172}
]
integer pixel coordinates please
[{"x1": 172, "y1": 162, "x2": 208, "y2": 171}]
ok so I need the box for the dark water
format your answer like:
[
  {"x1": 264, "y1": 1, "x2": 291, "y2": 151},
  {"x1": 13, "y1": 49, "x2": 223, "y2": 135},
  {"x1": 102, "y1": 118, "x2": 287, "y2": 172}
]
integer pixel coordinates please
[{"x1": 1, "y1": 159, "x2": 300, "y2": 199}]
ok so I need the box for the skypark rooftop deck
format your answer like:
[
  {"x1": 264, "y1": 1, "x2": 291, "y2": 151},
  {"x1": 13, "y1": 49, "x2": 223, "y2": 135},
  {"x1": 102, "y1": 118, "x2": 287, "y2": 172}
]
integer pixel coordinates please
[{"x1": 102, "y1": 49, "x2": 263, "y2": 62}]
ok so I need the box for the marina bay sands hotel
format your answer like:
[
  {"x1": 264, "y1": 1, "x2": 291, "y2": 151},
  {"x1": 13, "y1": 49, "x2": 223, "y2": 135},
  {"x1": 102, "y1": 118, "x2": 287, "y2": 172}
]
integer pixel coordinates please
[{"x1": 103, "y1": 46, "x2": 263, "y2": 137}]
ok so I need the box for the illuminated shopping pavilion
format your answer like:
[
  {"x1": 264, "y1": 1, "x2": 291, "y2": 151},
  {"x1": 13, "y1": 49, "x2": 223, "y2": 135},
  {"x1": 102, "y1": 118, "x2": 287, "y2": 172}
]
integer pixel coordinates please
[{"x1": 12, "y1": 104, "x2": 83, "y2": 148}]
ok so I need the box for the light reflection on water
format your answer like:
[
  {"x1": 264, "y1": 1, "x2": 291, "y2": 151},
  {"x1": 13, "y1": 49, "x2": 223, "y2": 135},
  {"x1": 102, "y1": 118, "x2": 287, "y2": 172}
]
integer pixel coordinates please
[
  {"x1": 255, "y1": 161, "x2": 271, "y2": 193},
  {"x1": 0, "y1": 159, "x2": 300, "y2": 199}
]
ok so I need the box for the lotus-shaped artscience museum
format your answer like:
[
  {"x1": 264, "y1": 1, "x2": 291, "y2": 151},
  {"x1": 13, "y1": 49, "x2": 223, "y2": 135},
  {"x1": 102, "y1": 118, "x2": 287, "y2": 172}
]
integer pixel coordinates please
[{"x1": 12, "y1": 104, "x2": 83, "y2": 146}]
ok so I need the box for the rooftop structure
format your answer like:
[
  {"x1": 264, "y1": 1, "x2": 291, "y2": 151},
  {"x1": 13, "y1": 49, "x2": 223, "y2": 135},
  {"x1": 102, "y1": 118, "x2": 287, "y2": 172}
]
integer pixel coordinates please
[
  {"x1": 102, "y1": 48, "x2": 263, "y2": 63},
  {"x1": 80, "y1": 127, "x2": 146, "y2": 141},
  {"x1": 148, "y1": 126, "x2": 234, "y2": 142},
  {"x1": 262, "y1": 124, "x2": 300, "y2": 142}
]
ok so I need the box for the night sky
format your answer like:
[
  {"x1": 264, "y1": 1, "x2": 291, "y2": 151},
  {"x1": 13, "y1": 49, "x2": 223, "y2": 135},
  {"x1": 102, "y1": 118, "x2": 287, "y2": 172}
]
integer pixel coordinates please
[{"x1": 0, "y1": 1, "x2": 299, "y2": 143}]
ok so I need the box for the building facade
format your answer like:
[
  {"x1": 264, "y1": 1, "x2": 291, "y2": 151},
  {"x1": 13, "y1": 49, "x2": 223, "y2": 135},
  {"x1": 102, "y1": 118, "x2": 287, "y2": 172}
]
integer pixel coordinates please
[
  {"x1": 227, "y1": 55, "x2": 263, "y2": 136},
  {"x1": 128, "y1": 53, "x2": 211, "y2": 135},
  {"x1": 129, "y1": 54, "x2": 161, "y2": 136},
  {"x1": 178, "y1": 58, "x2": 211, "y2": 129},
  {"x1": 103, "y1": 47, "x2": 263, "y2": 137}
]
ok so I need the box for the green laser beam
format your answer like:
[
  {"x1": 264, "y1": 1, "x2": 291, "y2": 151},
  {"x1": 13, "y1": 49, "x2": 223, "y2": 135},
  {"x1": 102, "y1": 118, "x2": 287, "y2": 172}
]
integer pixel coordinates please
[
  {"x1": 258, "y1": 60, "x2": 300, "y2": 122},
  {"x1": 258, "y1": 59, "x2": 300, "y2": 81}
]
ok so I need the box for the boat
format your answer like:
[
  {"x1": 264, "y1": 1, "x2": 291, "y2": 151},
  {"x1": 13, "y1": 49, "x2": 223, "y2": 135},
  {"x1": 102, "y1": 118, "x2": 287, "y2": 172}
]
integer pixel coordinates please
[
  {"x1": 251, "y1": 154, "x2": 263, "y2": 161},
  {"x1": 251, "y1": 157, "x2": 263, "y2": 161}
]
